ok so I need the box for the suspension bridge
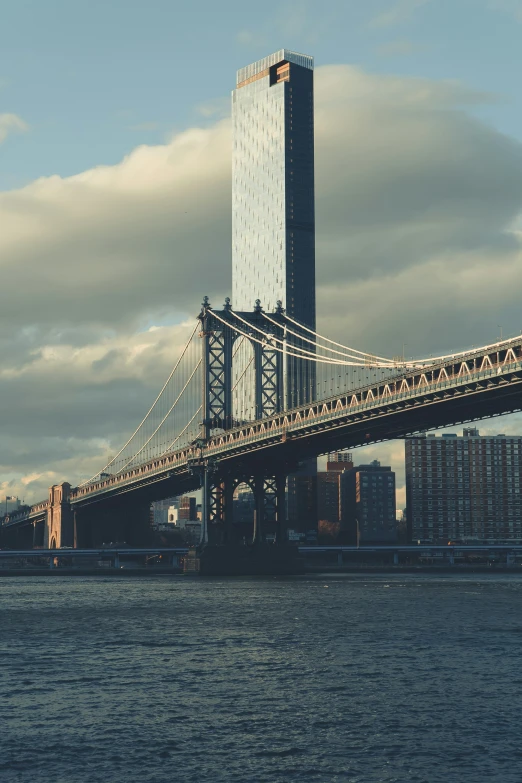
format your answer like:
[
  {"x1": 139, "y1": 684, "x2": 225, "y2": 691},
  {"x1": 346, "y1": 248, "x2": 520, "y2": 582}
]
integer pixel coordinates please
[{"x1": 3, "y1": 295, "x2": 522, "y2": 561}]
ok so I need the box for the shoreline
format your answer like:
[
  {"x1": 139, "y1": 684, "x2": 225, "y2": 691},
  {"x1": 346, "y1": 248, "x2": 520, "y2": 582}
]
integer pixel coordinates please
[{"x1": 1, "y1": 564, "x2": 522, "y2": 577}]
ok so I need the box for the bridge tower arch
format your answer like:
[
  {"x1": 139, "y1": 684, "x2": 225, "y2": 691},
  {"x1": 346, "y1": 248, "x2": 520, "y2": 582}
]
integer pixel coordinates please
[{"x1": 197, "y1": 297, "x2": 288, "y2": 546}]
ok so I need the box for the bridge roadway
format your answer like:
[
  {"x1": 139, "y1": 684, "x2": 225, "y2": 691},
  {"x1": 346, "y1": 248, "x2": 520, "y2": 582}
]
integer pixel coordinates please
[{"x1": 3, "y1": 335, "x2": 522, "y2": 536}]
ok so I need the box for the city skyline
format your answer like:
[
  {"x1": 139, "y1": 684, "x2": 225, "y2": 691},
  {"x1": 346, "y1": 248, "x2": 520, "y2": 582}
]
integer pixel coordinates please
[{"x1": 2, "y1": 2, "x2": 522, "y2": 506}]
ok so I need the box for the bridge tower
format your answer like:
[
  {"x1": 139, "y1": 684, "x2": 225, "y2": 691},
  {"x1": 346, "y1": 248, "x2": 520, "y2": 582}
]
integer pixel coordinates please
[
  {"x1": 45, "y1": 482, "x2": 74, "y2": 548},
  {"x1": 196, "y1": 297, "x2": 294, "y2": 556}
]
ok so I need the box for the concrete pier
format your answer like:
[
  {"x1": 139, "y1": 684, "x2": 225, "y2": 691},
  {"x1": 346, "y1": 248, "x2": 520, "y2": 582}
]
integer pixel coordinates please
[{"x1": 198, "y1": 544, "x2": 305, "y2": 576}]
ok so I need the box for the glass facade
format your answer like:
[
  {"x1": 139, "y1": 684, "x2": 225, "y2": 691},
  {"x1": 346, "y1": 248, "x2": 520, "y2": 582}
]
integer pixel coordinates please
[{"x1": 232, "y1": 50, "x2": 316, "y2": 407}]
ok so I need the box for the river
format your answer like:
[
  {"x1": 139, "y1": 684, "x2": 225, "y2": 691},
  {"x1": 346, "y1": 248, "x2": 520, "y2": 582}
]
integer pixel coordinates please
[{"x1": 1, "y1": 573, "x2": 521, "y2": 782}]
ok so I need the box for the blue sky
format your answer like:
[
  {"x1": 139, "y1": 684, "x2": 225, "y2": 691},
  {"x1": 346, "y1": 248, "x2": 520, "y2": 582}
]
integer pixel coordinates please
[{"x1": 2, "y1": 0, "x2": 522, "y2": 190}]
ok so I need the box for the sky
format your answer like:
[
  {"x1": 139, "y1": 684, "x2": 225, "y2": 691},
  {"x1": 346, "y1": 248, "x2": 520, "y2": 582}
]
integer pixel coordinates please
[{"x1": 2, "y1": 0, "x2": 522, "y2": 509}]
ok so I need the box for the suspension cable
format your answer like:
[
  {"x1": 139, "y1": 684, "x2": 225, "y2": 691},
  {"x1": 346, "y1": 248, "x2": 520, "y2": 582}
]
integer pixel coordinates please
[
  {"x1": 232, "y1": 354, "x2": 255, "y2": 388},
  {"x1": 81, "y1": 321, "x2": 199, "y2": 484},
  {"x1": 217, "y1": 309, "x2": 369, "y2": 367},
  {"x1": 281, "y1": 313, "x2": 403, "y2": 363},
  {"x1": 283, "y1": 312, "x2": 522, "y2": 366},
  {"x1": 262, "y1": 311, "x2": 397, "y2": 366},
  {"x1": 162, "y1": 405, "x2": 202, "y2": 455},
  {"x1": 118, "y1": 359, "x2": 202, "y2": 472},
  {"x1": 160, "y1": 352, "x2": 254, "y2": 456}
]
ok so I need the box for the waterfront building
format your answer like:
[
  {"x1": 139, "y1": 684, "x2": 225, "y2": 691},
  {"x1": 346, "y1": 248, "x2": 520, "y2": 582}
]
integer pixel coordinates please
[
  {"x1": 317, "y1": 451, "x2": 354, "y2": 526},
  {"x1": 326, "y1": 451, "x2": 354, "y2": 473},
  {"x1": 178, "y1": 496, "x2": 198, "y2": 523},
  {"x1": 232, "y1": 49, "x2": 315, "y2": 409},
  {"x1": 233, "y1": 484, "x2": 256, "y2": 528},
  {"x1": 3, "y1": 496, "x2": 21, "y2": 515},
  {"x1": 406, "y1": 428, "x2": 522, "y2": 542},
  {"x1": 232, "y1": 49, "x2": 317, "y2": 533},
  {"x1": 152, "y1": 497, "x2": 179, "y2": 527},
  {"x1": 287, "y1": 471, "x2": 318, "y2": 539},
  {"x1": 340, "y1": 461, "x2": 397, "y2": 545}
]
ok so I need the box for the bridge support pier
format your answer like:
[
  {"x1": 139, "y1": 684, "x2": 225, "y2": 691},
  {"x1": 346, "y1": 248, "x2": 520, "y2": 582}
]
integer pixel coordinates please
[
  {"x1": 45, "y1": 483, "x2": 74, "y2": 549},
  {"x1": 199, "y1": 467, "x2": 301, "y2": 575},
  {"x1": 203, "y1": 469, "x2": 288, "y2": 546}
]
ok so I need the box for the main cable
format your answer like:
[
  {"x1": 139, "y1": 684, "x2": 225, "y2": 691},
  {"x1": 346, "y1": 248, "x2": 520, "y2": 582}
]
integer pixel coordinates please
[
  {"x1": 262, "y1": 311, "x2": 397, "y2": 366},
  {"x1": 283, "y1": 312, "x2": 522, "y2": 366},
  {"x1": 281, "y1": 312, "x2": 401, "y2": 364},
  {"x1": 217, "y1": 309, "x2": 370, "y2": 367}
]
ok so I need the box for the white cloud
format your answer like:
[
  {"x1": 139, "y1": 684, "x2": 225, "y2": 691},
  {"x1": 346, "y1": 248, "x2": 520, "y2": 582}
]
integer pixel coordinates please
[
  {"x1": 2, "y1": 64, "x2": 522, "y2": 501},
  {"x1": 0, "y1": 113, "x2": 28, "y2": 144}
]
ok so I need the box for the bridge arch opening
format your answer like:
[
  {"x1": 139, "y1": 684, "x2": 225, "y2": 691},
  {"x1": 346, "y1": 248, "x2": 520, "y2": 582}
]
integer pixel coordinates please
[
  {"x1": 232, "y1": 337, "x2": 256, "y2": 425},
  {"x1": 233, "y1": 481, "x2": 255, "y2": 543},
  {"x1": 50, "y1": 537, "x2": 57, "y2": 549}
]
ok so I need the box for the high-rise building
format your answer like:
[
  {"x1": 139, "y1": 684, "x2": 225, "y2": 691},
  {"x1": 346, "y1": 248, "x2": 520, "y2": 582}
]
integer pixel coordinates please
[
  {"x1": 406, "y1": 429, "x2": 522, "y2": 542},
  {"x1": 233, "y1": 484, "x2": 256, "y2": 529},
  {"x1": 326, "y1": 451, "x2": 354, "y2": 473},
  {"x1": 232, "y1": 49, "x2": 315, "y2": 408},
  {"x1": 287, "y1": 471, "x2": 318, "y2": 538},
  {"x1": 178, "y1": 496, "x2": 198, "y2": 522},
  {"x1": 317, "y1": 452, "x2": 354, "y2": 526},
  {"x1": 232, "y1": 50, "x2": 317, "y2": 536},
  {"x1": 2, "y1": 496, "x2": 21, "y2": 516},
  {"x1": 341, "y1": 461, "x2": 397, "y2": 545},
  {"x1": 151, "y1": 497, "x2": 179, "y2": 527}
]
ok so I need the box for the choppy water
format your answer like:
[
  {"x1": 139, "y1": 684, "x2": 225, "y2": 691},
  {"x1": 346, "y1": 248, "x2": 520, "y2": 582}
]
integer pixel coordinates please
[{"x1": 1, "y1": 574, "x2": 522, "y2": 783}]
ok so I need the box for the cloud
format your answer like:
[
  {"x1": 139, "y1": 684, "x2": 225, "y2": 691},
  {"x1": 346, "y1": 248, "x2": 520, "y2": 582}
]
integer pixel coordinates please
[
  {"x1": 377, "y1": 39, "x2": 427, "y2": 56},
  {"x1": 236, "y1": 30, "x2": 257, "y2": 46},
  {"x1": 0, "y1": 119, "x2": 232, "y2": 338},
  {"x1": 2, "y1": 64, "x2": 522, "y2": 501},
  {"x1": 195, "y1": 97, "x2": 230, "y2": 119},
  {"x1": 370, "y1": 0, "x2": 431, "y2": 28},
  {"x1": 313, "y1": 65, "x2": 522, "y2": 356},
  {"x1": 0, "y1": 113, "x2": 28, "y2": 144}
]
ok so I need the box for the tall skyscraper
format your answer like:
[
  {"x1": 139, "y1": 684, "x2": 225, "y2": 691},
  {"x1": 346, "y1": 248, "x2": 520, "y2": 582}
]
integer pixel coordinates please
[
  {"x1": 232, "y1": 49, "x2": 316, "y2": 408},
  {"x1": 406, "y1": 429, "x2": 522, "y2": 543}
]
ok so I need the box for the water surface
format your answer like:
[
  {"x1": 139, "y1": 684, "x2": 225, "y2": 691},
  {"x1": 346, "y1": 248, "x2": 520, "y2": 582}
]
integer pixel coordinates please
[{"x1": 1, "y1": 573, "x2": 521, "y2": 782}]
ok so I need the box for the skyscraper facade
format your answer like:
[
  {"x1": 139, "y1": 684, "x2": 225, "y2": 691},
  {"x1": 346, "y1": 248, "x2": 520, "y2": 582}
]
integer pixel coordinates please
[
  {"x1": 232, "y1": 49, "x2": 316, "y2": 407},
  {"x1": 406, "y1": 429, "x2": 522, "y2": 542}
]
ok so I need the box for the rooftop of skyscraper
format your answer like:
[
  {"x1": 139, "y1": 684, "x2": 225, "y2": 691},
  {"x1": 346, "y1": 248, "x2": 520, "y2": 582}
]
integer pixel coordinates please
[{"x1": 236, "y1": 49, "x2": 314, "y2": 85}]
